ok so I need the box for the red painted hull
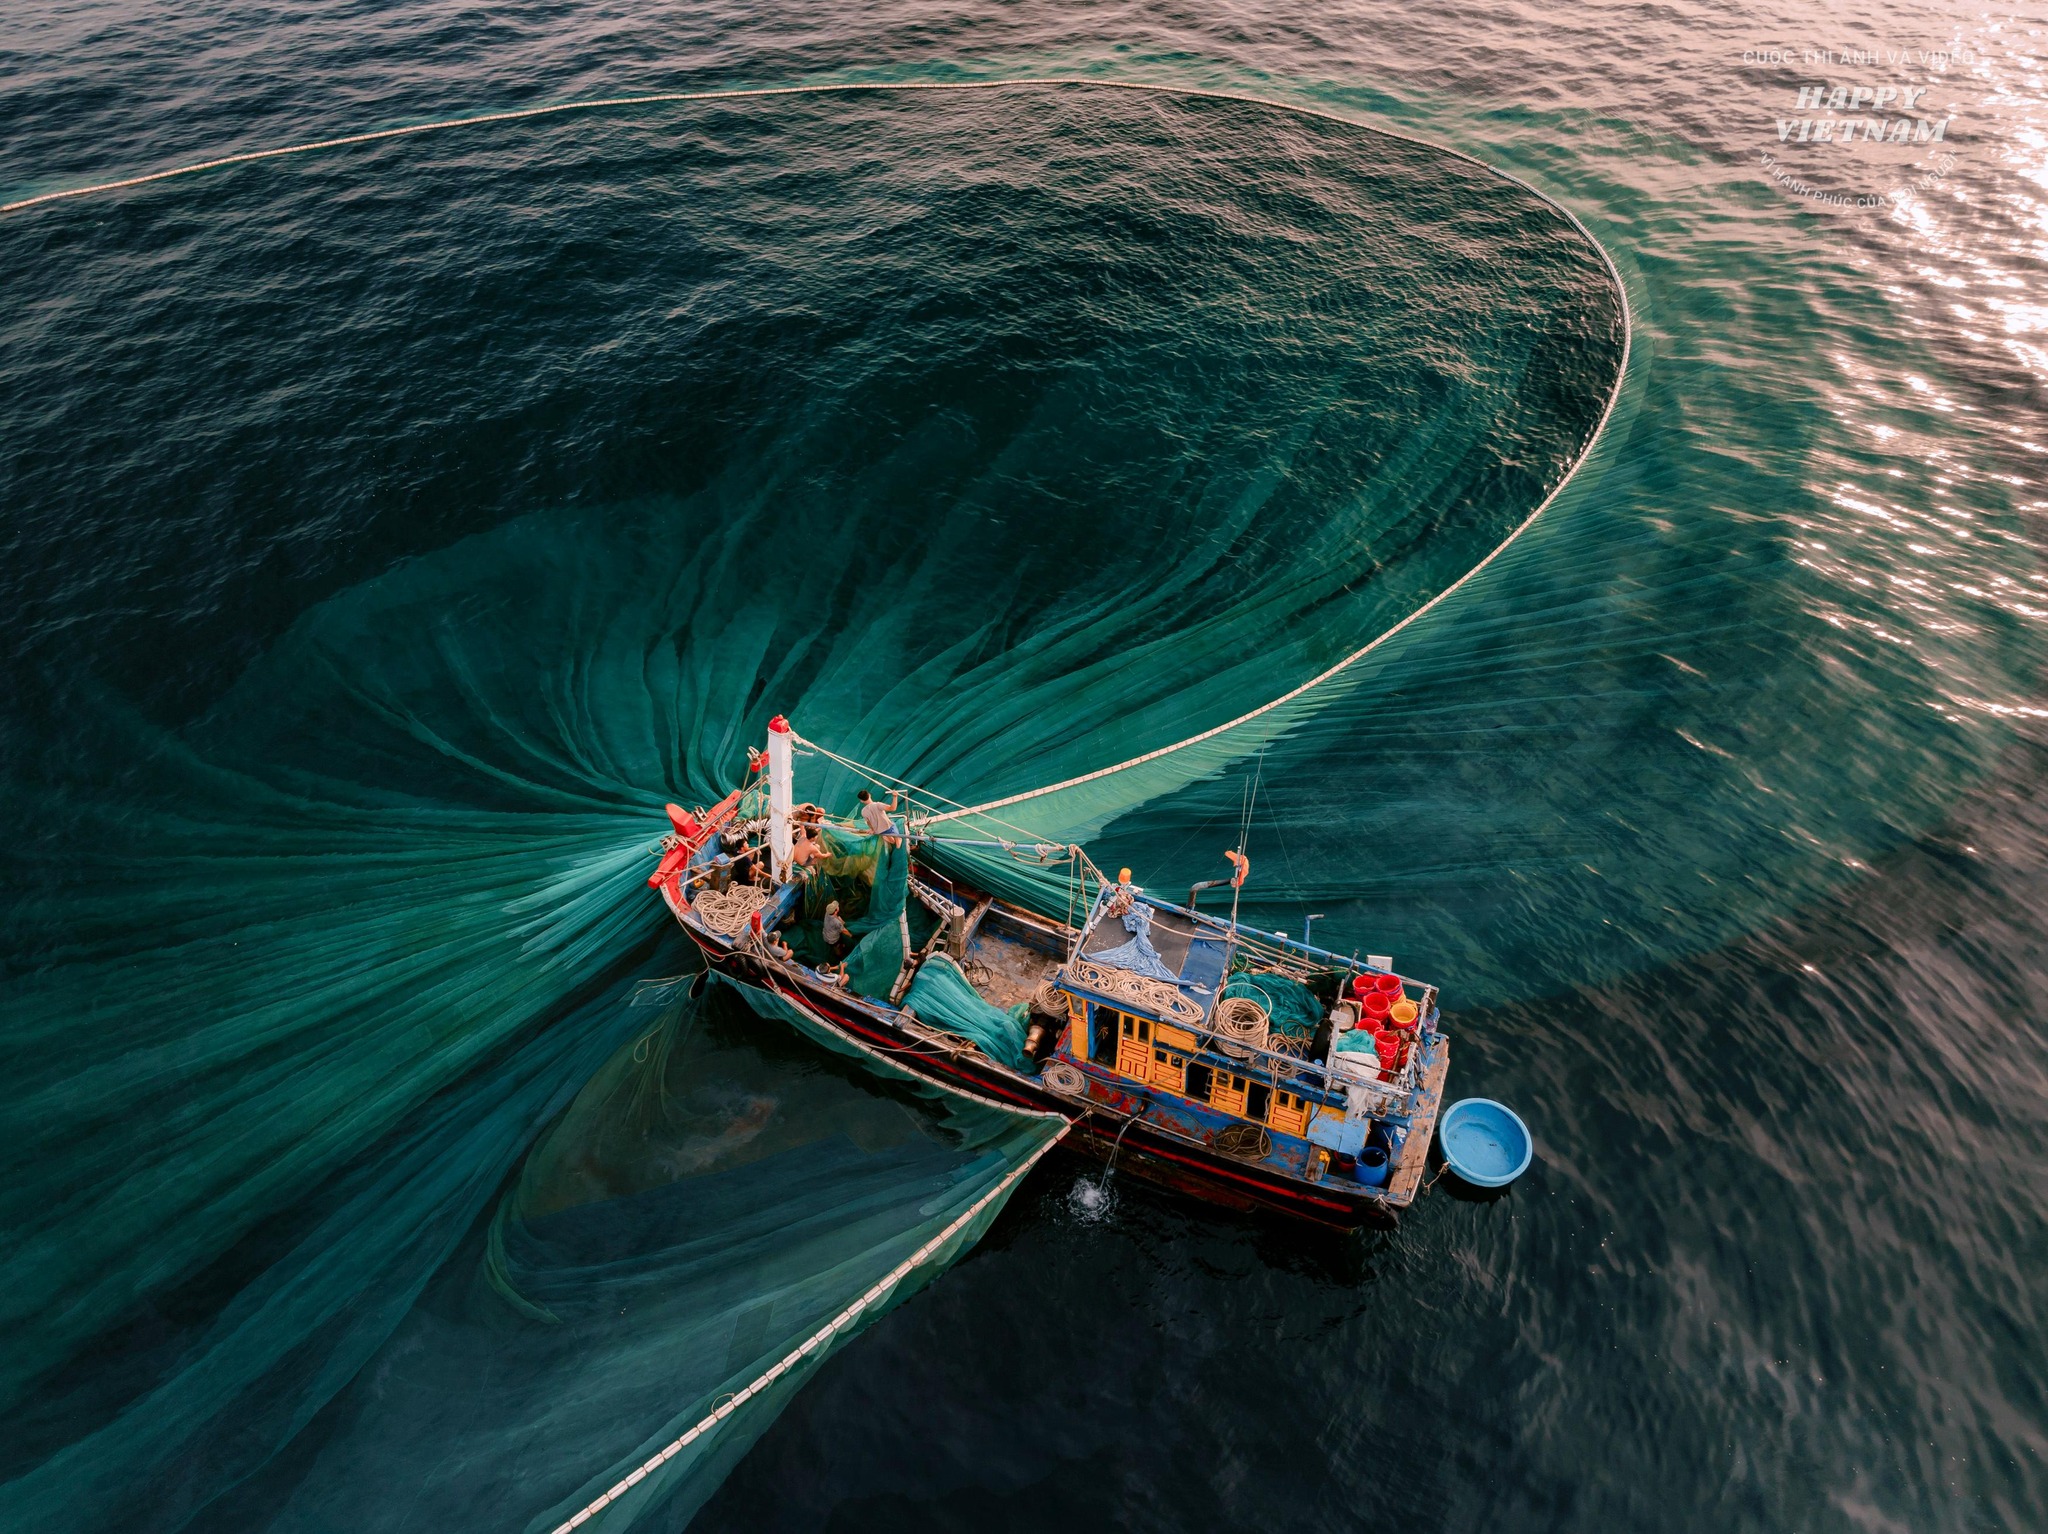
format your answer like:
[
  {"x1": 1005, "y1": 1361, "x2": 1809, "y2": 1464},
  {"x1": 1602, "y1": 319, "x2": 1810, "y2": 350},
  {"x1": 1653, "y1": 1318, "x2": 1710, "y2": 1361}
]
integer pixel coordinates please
[{"x1": 684, "y1": 926, "x2": 1398, "y2": 1231}]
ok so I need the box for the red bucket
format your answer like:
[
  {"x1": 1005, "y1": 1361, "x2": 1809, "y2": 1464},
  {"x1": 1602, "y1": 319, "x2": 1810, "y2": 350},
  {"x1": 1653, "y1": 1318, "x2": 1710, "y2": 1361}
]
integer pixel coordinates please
[
  {"x1": 1362, "y1": 991, "x2": 1392, "y2": 1023},
  {"x1": 1374, "y1": 972, "x2": 1404, "y2": 999}
]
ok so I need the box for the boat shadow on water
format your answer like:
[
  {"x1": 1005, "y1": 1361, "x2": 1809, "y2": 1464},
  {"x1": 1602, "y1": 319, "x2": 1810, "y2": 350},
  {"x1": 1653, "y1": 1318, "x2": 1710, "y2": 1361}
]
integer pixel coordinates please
[{"x1": 1003, "y1": 1153, "x2": 1408, "y2": 1290}]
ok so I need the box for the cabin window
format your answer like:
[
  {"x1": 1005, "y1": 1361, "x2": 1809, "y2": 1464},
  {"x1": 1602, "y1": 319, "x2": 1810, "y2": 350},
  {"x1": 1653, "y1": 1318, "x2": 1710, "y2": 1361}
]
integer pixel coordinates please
[
  {"x1": 1269, "y1": 1088, "x2": 1311, "y2": 1137},
  {"x1": 1184, "y1": 1061, "x2": 1213, "y2": 1103},
  {"x1": 1148, "y1": 1048, "x2": 1186, "y2": 1094},
  {"x1": 1210, "y1": 1071, "x2": 1251, "y2": 1117},
  {"x1": 1245, "y1": 1081, "x2": 1271, "y2": 1123}
]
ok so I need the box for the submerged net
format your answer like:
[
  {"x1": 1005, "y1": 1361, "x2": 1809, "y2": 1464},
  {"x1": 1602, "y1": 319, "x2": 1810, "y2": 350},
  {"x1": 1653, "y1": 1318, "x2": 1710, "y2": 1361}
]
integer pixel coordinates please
[
  {"x1": 267, "y1": 984, "x2": 1061, "y2": 1532},
  {"x1": 0, "y1": 83, "x2": 1630, "y2": 1534}
]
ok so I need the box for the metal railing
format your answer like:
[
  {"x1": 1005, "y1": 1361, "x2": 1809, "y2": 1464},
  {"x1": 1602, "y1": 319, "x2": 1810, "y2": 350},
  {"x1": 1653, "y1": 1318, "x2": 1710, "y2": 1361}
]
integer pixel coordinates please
[{"x1": 1099, "y1": 1021, "x2": 1425, "y2": 1114}]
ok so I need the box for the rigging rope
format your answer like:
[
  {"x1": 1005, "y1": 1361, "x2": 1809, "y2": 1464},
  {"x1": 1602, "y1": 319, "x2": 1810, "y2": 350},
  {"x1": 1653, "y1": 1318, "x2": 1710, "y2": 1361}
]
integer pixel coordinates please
[{"x1": 789, "y1": 730, "x2": 1108, "y2": 888}]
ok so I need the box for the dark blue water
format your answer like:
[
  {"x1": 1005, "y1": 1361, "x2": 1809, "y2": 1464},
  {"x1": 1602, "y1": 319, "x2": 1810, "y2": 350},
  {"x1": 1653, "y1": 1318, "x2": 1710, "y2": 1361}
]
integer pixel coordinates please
[{"x1": 3, "y1": 3, "x2": 2044, "y2": 1531}]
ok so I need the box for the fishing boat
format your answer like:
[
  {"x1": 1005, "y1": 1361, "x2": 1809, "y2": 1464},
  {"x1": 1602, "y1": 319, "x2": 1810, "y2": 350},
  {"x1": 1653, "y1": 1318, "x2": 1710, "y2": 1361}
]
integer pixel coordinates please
[{"x1": 647, "y1": 717, "x2": 1451, "y2": 1229}]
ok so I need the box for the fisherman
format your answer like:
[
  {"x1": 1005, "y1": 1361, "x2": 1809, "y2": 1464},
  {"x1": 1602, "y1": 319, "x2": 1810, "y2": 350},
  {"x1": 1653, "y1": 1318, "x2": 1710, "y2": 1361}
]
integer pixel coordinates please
[
  {"x1": 821, "y1": 899, "x2": 850, "y2": 956},
  {"x1": 855, "y1": 788, "x2": 902, "y2": 846},
  {"x1": 789, "y1": 825, "x2": 826, "y2": 876}
]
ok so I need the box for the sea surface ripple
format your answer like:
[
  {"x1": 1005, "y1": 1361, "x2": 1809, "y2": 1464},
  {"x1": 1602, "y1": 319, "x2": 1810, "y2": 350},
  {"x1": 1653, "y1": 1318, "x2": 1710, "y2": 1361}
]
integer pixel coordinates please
[{"x1": 2, "y1": 2, "x2": 2044, "y2": 1532}]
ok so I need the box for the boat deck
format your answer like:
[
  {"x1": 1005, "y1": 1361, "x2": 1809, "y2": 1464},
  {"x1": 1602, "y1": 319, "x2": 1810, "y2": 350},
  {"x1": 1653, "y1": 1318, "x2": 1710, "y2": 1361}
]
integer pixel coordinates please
[
  {"x1": 661, "y1": 815, "x2": 1455, "y2": 1227},
  {"x1": 1385, "y1": 1036, "x2": 1451, "y2": 1207},
  {"x1": 962, "y1": 925, "x2": 1058, "y2": 1010}
]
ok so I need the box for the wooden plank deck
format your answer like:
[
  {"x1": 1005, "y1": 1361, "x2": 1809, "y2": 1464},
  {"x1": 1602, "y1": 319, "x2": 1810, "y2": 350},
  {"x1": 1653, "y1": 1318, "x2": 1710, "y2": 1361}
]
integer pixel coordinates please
[
  {"x1": 965, "y1": 924, "x2": 1059, "y2": 1010},
  {"x1": 1384, "y1": 1036, "x2": 1450, "y2": 1208}
]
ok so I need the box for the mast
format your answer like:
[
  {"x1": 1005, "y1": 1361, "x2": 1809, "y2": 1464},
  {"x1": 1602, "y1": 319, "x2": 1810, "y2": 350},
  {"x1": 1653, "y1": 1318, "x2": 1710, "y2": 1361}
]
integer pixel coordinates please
[
  {"x1": 766, "y1": 714, "x2": 793, "y2": 879},
  {"x1": 1227, "y1": 755, "x2": 1259, "y2": 935}
]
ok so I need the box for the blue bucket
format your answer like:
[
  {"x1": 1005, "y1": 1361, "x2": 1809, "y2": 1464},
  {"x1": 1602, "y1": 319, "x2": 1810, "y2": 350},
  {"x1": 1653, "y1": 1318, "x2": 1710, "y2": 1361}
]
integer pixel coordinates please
[
  {"x1": 1354, "y1": 1144, "x2": 1390, "y2": 1188},
  {"x1": 1439, "y1": 1098, "x2": 1532, "y2": 1188}
]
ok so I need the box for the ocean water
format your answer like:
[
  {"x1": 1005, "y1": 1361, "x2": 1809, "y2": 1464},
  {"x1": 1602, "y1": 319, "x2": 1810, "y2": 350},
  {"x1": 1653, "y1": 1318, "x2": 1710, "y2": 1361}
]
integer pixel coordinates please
[{"x1": 2, "y1": 2, "x2": 2044, "y2": 1532}]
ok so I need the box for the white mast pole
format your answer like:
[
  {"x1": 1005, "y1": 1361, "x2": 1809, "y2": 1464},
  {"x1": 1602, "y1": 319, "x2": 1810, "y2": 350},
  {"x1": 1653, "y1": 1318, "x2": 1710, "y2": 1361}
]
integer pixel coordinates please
[{"x1": 766, "y1": 714, "x2": 794, "y2": 880}]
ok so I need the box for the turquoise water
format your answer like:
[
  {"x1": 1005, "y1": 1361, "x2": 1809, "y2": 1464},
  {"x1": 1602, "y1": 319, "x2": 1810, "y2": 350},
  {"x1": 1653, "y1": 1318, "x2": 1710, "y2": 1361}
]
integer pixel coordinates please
[{"x1": 3, "y1": 3, "x2": 2044, "y2": 1531}]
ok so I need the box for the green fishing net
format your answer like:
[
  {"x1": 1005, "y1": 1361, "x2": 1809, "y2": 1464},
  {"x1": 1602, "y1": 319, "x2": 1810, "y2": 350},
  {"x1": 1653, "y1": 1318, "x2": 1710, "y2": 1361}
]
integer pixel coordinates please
[
  {"x1": 0, "y1": 84, "x2": 1629, "y2": 1534},
  {"x1": 901, "y1": 954, "x2": 1036, "y2": 1073},
  {"x1": 268, "y1": 984, "x2": 1063, "y2": 1533},
  {"x1": 841, "y1": 835, "x2": 911, "y2": 999},
  {"x1": 1221, "y1": 973, "x2": 1325, "y2": 1040},
  {"x1": 780, "y1": 822, "x2": 914, "y2": 997}
]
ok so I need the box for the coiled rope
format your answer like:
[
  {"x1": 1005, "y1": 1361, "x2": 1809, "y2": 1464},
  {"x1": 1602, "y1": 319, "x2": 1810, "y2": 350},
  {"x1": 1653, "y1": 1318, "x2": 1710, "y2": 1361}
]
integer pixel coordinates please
[
  {"x1": 689, "y1": 884, "x2": 772, "y2": 937},
  {"x1": 1211, "y1": 995, "x2": 1270, "y2": 1060},
  {"x1": 1063, "y1": 958, "x2": 1205, "y2": 1025}
]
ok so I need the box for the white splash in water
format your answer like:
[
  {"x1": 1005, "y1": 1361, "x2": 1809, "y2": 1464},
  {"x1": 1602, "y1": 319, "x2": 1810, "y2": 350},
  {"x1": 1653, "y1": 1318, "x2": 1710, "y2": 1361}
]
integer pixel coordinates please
[{"x1": 1068, "y1": 1176, "x2": 1116, "y2": 1222}]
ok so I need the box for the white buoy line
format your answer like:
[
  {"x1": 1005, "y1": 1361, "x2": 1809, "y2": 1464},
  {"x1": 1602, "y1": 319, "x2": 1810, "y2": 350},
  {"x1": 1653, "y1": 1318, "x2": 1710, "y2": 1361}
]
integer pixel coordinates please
[
  {"x1": 3, "y1": 79, "x2": 1635, "y2": 1531},
  {"x1": 2, "y1": 73, "x2": 1634, "y2": 845}
]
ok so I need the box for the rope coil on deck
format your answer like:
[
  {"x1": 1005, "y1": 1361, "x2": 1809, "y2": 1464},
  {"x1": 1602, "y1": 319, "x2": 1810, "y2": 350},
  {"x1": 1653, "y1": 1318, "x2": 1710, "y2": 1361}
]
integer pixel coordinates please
[
  {"x1": 1213, "y1": 1123, "x2": 1272, "y2": 1160},
  {"x1": 1211, "y1": 996, "x2": 1270, "y2": 1060},
  {"x1": 1039, "y1": 1059, "x2": 1086, "y2": 1096},
  {"x1": 690, "y1": 885, "x2": 772, "y2": 937},
  {"x1": 1065, "y1": 960, "x2": 1205, "y2": 1025}
]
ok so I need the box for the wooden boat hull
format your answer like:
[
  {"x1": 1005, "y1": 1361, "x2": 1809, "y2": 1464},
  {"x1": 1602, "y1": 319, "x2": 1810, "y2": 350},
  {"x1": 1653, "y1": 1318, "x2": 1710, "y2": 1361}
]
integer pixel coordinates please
[{"x1": 683, "y1": 925, "x2": 1431, "y2": 1231}]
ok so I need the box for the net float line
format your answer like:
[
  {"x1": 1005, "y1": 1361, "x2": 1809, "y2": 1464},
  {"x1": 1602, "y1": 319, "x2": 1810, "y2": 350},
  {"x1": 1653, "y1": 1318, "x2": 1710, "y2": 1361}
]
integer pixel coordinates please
[
  {"x1": 545, "y1": 1118, "x2": 1067, "y2": 1533},
  {"x1": 2, "y1": 77, "x2": 1633, "y2": 846}
]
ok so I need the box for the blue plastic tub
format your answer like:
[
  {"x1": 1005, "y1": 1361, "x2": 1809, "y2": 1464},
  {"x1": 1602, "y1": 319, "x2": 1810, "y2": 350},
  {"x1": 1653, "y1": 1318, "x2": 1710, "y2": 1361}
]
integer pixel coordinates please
[
  {"x1": 1354, "y1": 1144, "x2": 1391, "y2": 1188},
  {"x1": 1439, "y1": 1098, "x2": 1533, "y2": 1188}
]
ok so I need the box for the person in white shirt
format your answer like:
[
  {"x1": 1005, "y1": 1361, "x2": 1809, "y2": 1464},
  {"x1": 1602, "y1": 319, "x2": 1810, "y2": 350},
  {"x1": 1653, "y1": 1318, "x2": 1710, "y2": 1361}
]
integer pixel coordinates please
[{"x1": 854, "y1": 788, "x2": 901, "y2": 846}]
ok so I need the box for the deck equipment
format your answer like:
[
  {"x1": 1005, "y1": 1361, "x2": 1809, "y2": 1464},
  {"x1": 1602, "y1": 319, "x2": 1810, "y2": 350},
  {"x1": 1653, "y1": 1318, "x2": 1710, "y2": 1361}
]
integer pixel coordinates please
[{"x1": 644, "y1": 716, "x2": 1464, "y2": 1228}]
